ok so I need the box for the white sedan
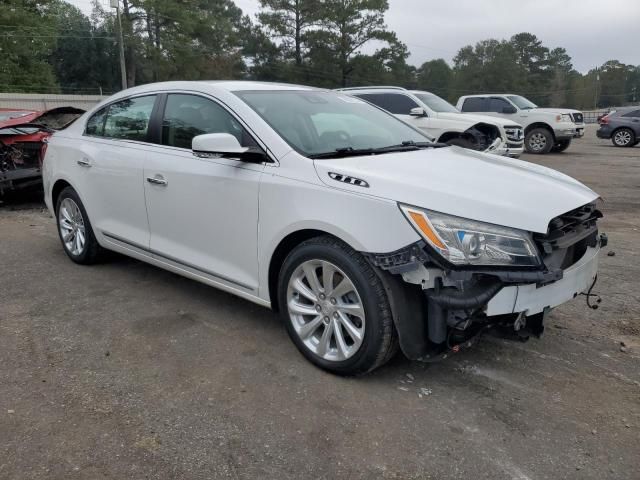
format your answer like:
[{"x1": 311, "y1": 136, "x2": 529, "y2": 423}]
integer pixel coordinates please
[{"x1": 43, "y1": 81, "x2": 605, "y2": 375}]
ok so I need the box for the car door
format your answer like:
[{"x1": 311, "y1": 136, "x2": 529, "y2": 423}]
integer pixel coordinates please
[
  {"x1": 355, "y1": 93, "x2": 439, "y2": 138},
  {"x1": 621, "y1": 109, "x2": 640, "y2": 137},
  {"x1": 77, "y1": 95, "x2": 157, "y2": 248},
  {"x1": 142, "y1": 92, "x2": 265, "y2": 294}
]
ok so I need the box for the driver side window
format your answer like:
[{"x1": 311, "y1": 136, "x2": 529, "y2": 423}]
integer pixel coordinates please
[
  {"x1": 162, "y1": 94, "x2": 257, "y2": 149},
  {"x1": 488, "y1": 98, "x2": 513, "y2": 113}
]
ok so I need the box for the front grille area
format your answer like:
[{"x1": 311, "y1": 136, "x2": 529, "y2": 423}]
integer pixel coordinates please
[
  {"x1": 534, "y1": 203, "x2": 601, "y2": 271},
  {"x1": 572, "y1": 112, "x2": 584, "y2": 124},
  {"x1": 504, "y1": 126, "x2": 524, "y2": 143}
]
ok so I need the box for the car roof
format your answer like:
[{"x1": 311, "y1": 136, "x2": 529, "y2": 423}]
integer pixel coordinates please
[
  {"x1": 99, "y1": 80, "x2": 324, "y2": 106},
  {"x1": 114, "y1": 80, "x2": 319, "y2": 96},
  {"x1": 460, "y1": 94, "x2": 518, "y2": 98}
]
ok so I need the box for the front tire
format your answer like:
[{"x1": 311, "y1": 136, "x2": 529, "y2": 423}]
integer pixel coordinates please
[
  {"x1": 612, "y1": 128, "x2": 635, "y2": 147},
  {"x1": 278, "y1": 236, "x2": 397, "y2": 375},
  {"x1": 551, "y1": 139, "x2": 572, "y2": 153},
  {"x1": 525, "y1": 128, "x2": 554, "y2": 154},
  {"x1": 56, "y1": 186, "x2": 103, "y2": 264}
]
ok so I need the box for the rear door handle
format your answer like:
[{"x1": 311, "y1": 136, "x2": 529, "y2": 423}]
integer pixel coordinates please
[
  {"x1": 146, "y1": 175, "x2": 168, "y2": 186},
  {"x1": 77, "y1": 158, "x2": 91, "y2": 167}
]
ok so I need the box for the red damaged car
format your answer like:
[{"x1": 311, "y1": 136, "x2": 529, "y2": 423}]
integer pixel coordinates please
[{"x1": 0, "y1": 107, "x2": 85, "y2": 195}]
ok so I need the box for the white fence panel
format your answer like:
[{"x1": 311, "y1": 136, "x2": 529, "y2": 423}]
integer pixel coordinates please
[{"x1": 0, "y1": 93, "x2": 106, "y2": 111}]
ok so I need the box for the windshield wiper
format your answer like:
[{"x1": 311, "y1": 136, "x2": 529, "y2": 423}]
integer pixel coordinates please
[{"x1": 309, "y1": 141, "x2": 442, "y2": 159}]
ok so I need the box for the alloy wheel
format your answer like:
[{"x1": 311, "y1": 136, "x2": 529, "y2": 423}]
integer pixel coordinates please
[
  {"x1": 286, "y1": 259, "x2": 365, "y2": 362},
  {"x1": 58, "y1": 198, "x2": 86, "y2": 256},
  {"x1": 529, "y1": 132, "x2": 547, "y2": 152},
  {"x1": 614, "y1": 130, "x2": 632, "y2": 146}
]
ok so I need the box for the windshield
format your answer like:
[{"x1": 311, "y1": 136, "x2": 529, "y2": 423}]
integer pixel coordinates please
[
  {"x1": 413, "y1": 93, "x2": 459, "y2": 113},
  {"x1": 0, "y1": 111, "x2": 33, "y2": 122},
  {"x1": 234, "y1": 90, "x2": 429, "y2": 157},
  {"x1": 506, "y1": 95, "x2": 537, "y2": 110}
]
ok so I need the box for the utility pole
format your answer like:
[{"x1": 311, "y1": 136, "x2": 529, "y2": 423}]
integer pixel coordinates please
[
  {"x1": 593, "y1": 67, "x2": 599, "y2": 110},
  {"x1": 111, "y1": 0, "x2": 127, "y2": 91}
]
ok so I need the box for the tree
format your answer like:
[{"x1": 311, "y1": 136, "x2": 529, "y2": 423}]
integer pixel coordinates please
[
  {"x1": 546, "y1": 47, "x2": 573, "y2": 106},
  {"x1": 48, "y1": 0, "x2": 119, "y2": 94},
  {"x1": 308, "y1": 0, "x2": 396, "y2": 87},
  {"x1": 452, "y1": 39, "x2": 527, "y2": 96},
  {"x1": 0, "y1": 0, "x2": 58, "y2": 92},
  {"x1": 416, "y1": 59, "x2": 452, "y2": 98},
  {"x1": 257, "y1": 0, "x2": 322, "y2": 67}
]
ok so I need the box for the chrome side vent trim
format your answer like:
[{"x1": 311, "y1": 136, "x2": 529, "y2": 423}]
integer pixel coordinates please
[{"x1": 328, "y1": 172, "x2": 369, "y2": 188}]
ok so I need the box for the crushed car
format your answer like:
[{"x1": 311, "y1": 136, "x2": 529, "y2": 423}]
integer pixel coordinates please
[{"x1": 0, "y1": 107, "x2": 84, "y2": 195}]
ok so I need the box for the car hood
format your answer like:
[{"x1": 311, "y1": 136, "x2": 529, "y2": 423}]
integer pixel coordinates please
[
  {"x1": 528, "y1": 107, "x2": 582, "y2": 115},
  {"x1": 313, "y1": 147, "x2": 598, "y2": 234},
  {"x1": 437, "y1": 111, "x2": 522, "y2": 128},
  {"x1": 0, "y1": 107, "x2": 85, "y2": 132}
]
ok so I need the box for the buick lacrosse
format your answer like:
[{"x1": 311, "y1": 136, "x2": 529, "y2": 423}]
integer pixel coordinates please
[{"x1": 43, "y1": 81, "x2": 605, "y2": 375}]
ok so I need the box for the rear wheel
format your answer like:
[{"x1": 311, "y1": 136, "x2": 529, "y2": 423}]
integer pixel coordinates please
[
  {"x1": 278, "y1": 236, "x2": 397, "y2": 375},
  {"x1": 525, "y1": 128, "x2": 554, "y2": 154},
  {"x1": 612, "y1": 128, "x2": 635, "y2": 147},
  {"x1": 551, "y1": 139, "x2": 572, "y2": 153},
  {"x1": 56, "y1": 187, "x2": 103, "y2": 264}
]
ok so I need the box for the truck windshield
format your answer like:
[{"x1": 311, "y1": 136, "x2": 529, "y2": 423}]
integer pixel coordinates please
[
  {"x1": 413, "y1": 93, "x2": 459, "y2": 113},
  {"x1": 506, "y1": 95, "x2": 537, "y2": 110},
  {"x1": 235, "y1": 90, "x2": 430, "y2": 158}
]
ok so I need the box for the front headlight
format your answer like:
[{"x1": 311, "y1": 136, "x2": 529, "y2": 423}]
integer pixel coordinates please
[
  {"x1": 558, "y1": 113, "x2": 573, "y2": 123},
  {"x1": 399, "y1": 205, "x2": 541, "y2": 267}
]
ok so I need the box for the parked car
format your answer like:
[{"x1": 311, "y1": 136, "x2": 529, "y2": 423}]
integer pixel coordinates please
[
  {"x1": 338, "y1": 87, "x2": 524, "y2": 157},
  {"x1": 0, "y1": 107, "x2": 84, "y2": 195},
  {"x1": 456, "y1": 94, "x2": 585, "y2": 154},
  {"x1": 43, "y1": 81, "x2": 605, "y2": 375},
  {"x1": 596, "y1": 107, "x2": 640, "y2": 147}
]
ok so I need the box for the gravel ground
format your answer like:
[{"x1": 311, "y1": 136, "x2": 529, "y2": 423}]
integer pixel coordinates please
[{"x1": 1, "y1": 125, "x2": 639, "y2": 479}]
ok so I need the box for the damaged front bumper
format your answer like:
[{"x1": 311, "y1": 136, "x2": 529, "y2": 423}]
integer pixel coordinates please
[
  {"x1": 486, "y1": 243, "x2": 599, "y2": 317},
  {"x1": 367, "y1": 210, "x2": 605, "y2": 361},
  {"x1": 483, "y1": 137, "x2": 524, "y2": 158}
]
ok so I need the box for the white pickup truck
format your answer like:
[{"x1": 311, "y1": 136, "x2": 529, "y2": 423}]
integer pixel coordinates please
[
  {"x1": 456, "y1": 94, "x2": 585, "y2": 154},
  {"x1": 338, "y1": 87, "x2": 524, "y2": 158}
]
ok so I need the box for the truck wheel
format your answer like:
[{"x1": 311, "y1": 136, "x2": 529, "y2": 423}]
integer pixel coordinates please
[
  {"x1": 56, "y1": 186, "x2": 104, "y2": 264},
  {"x1": 525, "y1": 128, "x2": 553, "y2": 154},
  {"x1": 551, "y1": 139, "x2": 572, "y2": 153},
  {"x1": 278, "y1": 236, "x2": 397, "y2": 376},
  {"x1": 612, "y1": 128, "x2": 635, "y2": 147},
  {"x1": 446, "y1": 137, "x2": 476, "y2": 150}
]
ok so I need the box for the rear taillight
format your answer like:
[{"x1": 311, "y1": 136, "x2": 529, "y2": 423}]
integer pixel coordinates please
[{"x1": 599, "y1": 115, "x2": 609, "y2": 125}]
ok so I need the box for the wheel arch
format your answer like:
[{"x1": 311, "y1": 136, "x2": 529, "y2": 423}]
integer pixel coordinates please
[
  {"x1": 267, "y1": 228, "x2": 357, "y2": 312},
  {"x1": 525, "y1": 122, "x2": 555, "y2": 140},
  {"x1": 612, "y1": 126, "x2": 636, "y2": 140},
  {"x1": 437, "y1": 130, "x2": 466, "y2": 143},
  {"x1": 51, "y1": 178, "x2": 73, "y2": 213}
]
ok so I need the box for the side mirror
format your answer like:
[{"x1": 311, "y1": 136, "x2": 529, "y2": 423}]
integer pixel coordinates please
[
  {"x1": 409, "y1": 107, "x2": 427, "y2": 117},
  {"x1": 192, "y1": 133, "x2": 266, "y2": 162},
  {"x1": 502, "y1": 106, "x2": 517, "y2": 114}
]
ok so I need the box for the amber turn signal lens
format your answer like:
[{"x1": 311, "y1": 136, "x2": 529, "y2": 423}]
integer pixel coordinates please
[{"x1": 407, "y1": 210, "x2": 446, "y2": 250}]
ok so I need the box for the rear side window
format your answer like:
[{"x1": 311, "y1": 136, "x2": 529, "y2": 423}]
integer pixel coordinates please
[
  {"x1": 161, "y1": 94, "x2": 256, "y2": 149},
  {"x1": 622, "y1": 110, "x2": 640, "y2": 118},
  {"x1": 488, "y1": 97, "x2": 513, "y2": 113},
  {"x1": 102, "y1": 95, "x2": 156, "y2": 141},
  {"x1": 461, "y1": 97, "x2": 486, "y2": 112},
  {"x1": 355, "y1": 93, "x2": 419, "y2": 115},
  {"x1": 85, "y1": 107, "x2": 108, "y2": 136}
]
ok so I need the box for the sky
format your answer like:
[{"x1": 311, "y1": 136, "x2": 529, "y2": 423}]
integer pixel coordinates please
[{"x1": 73, "y1": 0, "x2": 640, "y2": 73}]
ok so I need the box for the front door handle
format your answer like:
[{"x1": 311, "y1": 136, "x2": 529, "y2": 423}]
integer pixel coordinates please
[
  {"x1": 146, "y1": 175, "x2": 168, "y2": 186},
  {"x1": 77, "y1": 158, "x2": 92, "y2": 167}
]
